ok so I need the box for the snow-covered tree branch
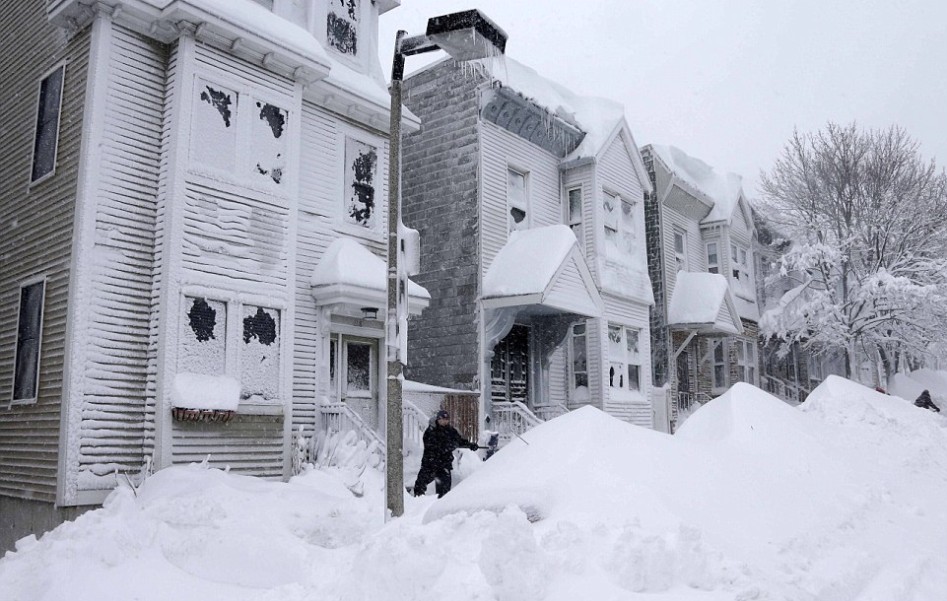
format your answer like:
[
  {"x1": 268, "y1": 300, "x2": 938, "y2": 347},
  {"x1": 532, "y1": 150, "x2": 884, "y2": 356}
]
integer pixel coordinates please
[{"x1": 758, "y1": 122, "x2": 947, "y2": 381}]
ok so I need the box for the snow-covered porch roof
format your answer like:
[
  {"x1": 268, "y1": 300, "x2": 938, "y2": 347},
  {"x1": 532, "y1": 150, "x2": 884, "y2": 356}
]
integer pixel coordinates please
[
  {"x1": 667, "y1": 272, "x2": 743, "y2": 335},
  {"x1": 482, "y1": 225, "x2": 602, "y2": 318},
  {"x1": 310, "y1": 237, "x2": 430, "y2": 315}
]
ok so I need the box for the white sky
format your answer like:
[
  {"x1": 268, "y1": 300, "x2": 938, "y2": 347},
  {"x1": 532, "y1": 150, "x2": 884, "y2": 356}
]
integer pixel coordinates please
[{"x1": 380, "y1": 0, "x2": 947, "y2": 198}]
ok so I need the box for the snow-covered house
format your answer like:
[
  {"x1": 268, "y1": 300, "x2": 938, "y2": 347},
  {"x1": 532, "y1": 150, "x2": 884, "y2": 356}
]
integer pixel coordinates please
[
  {"x1": 641, "y1": 145, "x2": 760, "y2": 425},
  {"x1": 0, "y1": 0, "x2": 428, "y2": 551},
  {"x1": 399, "y1": 55, "x2": 658, "y2": 436}
]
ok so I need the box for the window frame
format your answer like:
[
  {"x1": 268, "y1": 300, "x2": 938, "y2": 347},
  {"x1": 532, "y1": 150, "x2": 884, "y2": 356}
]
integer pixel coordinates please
[
  {"x1": 566, "y1": 186, "x2": 584, "y2": 247},
  {"x1": 507, "y1": 166, "x2": 529, "y2": 233},
  {"x1": 10, "y1": 277, "x2": 46, "y2": 407},
  {"x1": 673, "y1": 227, "x2": 687, "y2": 271},
  {"x1": 568, "y1": 321, "x2": 589, "y2": 402},
  {"x1": 326, "y1": 0, "x2": 361, "y2": 61},
  {"x1": 607, "y1": 323, "x2": 643, "y2": 396},
  {"x1": 735, "y1": 339, "x2": 757, "y2": 385},
  {"x1": 602, "y1": 189, "x2": 637, "y2": 257},
  {"x1": 178, "y1": 289, "x2": 285, "y2": 405},
  {"x1": 706, "y1": 241, "x2": 719, "y2": 274},
  {"x1": 342, "y1": 134, "x2": 380, "y2": 231},
  {"x1": 712, "y1": 339, "x2": 727, "y2": 391},
  {"x1": 29, "y1": 63, "x2": 66, "y2": 186},
  {"x1": 188, "y1": 74, "x2": 293, "y2": 193}
]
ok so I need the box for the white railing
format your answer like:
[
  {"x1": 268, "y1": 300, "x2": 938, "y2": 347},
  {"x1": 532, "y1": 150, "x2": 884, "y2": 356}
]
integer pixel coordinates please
[
  {"x1": 676, "y1": 391, "x2": 712, "y2": 415},
  {"x1": 492, "y1": 400, "x2": 544, "y2": 446},
  {"x1": 533, "y1": 403, "x2": 569, "y2": 422},
  {"x1": 318, "y1": 402, "x2": 384, "y2": 452},
  {"x1": 761, "y1": 375, "x2": 809, "y2": 404},
  {"x1": 402, "y1": 399, "x2": 429, "y2": 451}
]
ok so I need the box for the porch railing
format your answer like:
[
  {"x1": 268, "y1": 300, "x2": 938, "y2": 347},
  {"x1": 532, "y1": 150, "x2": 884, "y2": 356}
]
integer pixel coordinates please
[
  {"x1": 676, "y1": 391, "x2": 712, "y2": 415},
  {"x1": 532, "y1": 403, "x2": 569, "y2": 422},
  {"x1": 402, "y1": 399, "x2": 429, "y2": 452},
  {"x1": 492, "y1": 400, "x2": 544, "y2": 446},
  {"x1": 761, "y1": 375, "x2": 809, "y2": 404},
  {"x1": 318, "y1": 401, "x2": 384, "y2": 454}
]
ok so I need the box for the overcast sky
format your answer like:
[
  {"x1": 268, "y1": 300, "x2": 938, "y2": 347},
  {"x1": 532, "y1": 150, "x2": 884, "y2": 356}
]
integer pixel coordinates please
[{"x1": 379, "y1": 0, "x2": 947, "y2": 198}]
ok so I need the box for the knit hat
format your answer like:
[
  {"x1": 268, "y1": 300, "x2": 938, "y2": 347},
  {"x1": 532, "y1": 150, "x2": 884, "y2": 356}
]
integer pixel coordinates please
[{"x1": 436, "y1": 410, "x2": 450, "y2": 420}]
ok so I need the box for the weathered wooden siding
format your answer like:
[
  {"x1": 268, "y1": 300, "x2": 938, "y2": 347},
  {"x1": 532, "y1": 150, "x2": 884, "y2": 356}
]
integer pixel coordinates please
[
  {"x1": 294, "y1": 100, "x2": 389, "y2": 431},
  {"x1": 479, "y1": 120, "x2": 561, "y2": 270},
  {"x1": 561, "y1": 165, "x2": 596, "y2": 281},
  {"x1": 663, "y1": 209, "x2": 703, "y2": 302},
  {"x1": 74, "y1": 23, "x2": 165, "y2": 495},
  {"x1": 170, "y1": 415, "x2": 284, "y2": 477},
  {"x1": 0, "y1": 1, "x2": 89, "y2": 501}
]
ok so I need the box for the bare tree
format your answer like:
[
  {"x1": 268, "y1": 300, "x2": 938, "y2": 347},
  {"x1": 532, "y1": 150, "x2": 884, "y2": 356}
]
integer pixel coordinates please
[{"x1": 758, "y1": 122, "x2": 947, "y2": 382}]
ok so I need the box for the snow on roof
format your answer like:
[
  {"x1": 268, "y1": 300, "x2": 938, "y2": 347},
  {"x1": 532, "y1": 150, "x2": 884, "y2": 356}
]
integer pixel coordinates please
[
  {"x1": 179, "y1": 0, "x2": 331, "y2": 66},
  {"x1": 649, "y1": 144, "x2": 745, "y2": 223},
  {"x1": 476, "y1": 56, "x2": 627, "y2": 161},
  {"x1": 482, "y1": 225, "x2": 577, "y2": 298},
  {"x1": 667, "y1": 272, "x2": 740, "y2": 333},
  {"x1": 310, "y1": 237, "x2": 430, "y2": 304}
]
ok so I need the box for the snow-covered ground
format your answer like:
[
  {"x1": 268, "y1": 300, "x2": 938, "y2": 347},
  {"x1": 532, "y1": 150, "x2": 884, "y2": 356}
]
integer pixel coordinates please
[{"x1": 3, "y1": 376, "x2": 947, "y2": 600}]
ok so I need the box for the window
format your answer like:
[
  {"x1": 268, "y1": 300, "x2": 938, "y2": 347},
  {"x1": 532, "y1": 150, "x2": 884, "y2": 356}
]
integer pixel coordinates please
[
  {"x1": 673, "y1": 228, "x2": 687, "y2": 271},
  {"x1": 712, "y1": 339, "x2": 726, "y2": 389},
  {"x1": 508, "y1": 168, "x2": 528, "y2": 233},
  {"x1": 180, "y1": 296, "x2": 282, "y2": 402},
  {"x1": 12, "y1": 280, "x2": 45, "y2": 403},
  {"x1": 31, "y1": 65, "x2": 65, "y2": 183},
  {"x1": 735, "y1": 339, "x2": 757, "y2": 384},
  {"x1": 190, "y1": 80, "x2": 289, "y2": 185},
  {"x1": 343, "y1": 137, "x2": 378, "y2": 229},
  {"x1": 707, "y1": 242, "x2": 719, "y2": 274},
  {"x1": 570, "y1": 322, "x2": 589, "y2": 402},
  {"x1": 567, "y1": 187, "x2": 583, "y2": 246},
  {"x1": 251, "y1": 0, "x2": 274, "y2": 8},
  {"x1": 603, "y1": 191, "x2": 636, "y2": 256},
  {"x1": 327, "y1": 0, "x2": 359, "y2": 56},
  {"x1": 731, "y1": 243, "x2": 749, "y2": 279},
  {"x1": 607, "y1": 325, "x2": 641, "y2": 394}
]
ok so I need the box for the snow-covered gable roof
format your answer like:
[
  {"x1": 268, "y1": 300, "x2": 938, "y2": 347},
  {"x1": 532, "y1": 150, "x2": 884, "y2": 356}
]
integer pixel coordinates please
[
  {"x1": 667, "y1": 272, "x2": 743, "y2": 335},
  {"x1": 310, "y1": 237, "x2": 430, "y2": 314},
  {"x1": 649, "y1": 144, "x2": 748, "y2": 226},
  {"x1": 461, "y1": 56, "x2": 650, "y2": 190},
  {"x1": 483, "y1": 225, "x2": 602, "y2": 318}
]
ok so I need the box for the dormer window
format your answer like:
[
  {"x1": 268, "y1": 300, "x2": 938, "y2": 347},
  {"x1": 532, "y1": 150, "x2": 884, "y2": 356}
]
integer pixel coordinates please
[{"x1": 328, "y1": 0, "x2": 360, "y2": 57}]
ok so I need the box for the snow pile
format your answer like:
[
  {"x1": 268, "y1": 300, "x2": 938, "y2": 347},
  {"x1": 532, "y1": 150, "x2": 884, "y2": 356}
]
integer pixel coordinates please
[
  {"x1": 889, "y1": 368, "x2": 947, "y2": 407},
  {"x1": 4, "y1": 379, "x2": 947, "y2": 600},
  {"x1": 171, "y1": 372, "x2": 241, "y2": 410}
]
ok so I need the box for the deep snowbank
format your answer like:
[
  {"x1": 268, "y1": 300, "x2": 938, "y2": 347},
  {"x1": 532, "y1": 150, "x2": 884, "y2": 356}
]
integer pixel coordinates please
[{"x1": 3, "y1": 378, "x2": 947, "y2": 600}]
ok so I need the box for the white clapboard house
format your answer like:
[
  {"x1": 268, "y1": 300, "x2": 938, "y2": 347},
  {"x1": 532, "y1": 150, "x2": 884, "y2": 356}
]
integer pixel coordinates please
[
  {"x1": 0, "y1": 0, "x2": 432, "y2": 550},
  {"x1": 399, "y1": 55, "x2": 661, "y2": 442}
]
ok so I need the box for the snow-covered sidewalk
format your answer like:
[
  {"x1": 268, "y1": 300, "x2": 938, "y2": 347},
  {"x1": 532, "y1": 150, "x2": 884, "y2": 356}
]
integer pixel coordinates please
[{"x1": 3, "y1": 376, "x2": 947, "y2": 600}]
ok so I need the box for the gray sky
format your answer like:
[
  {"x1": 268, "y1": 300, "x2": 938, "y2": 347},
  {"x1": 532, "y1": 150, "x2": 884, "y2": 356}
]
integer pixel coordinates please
[{"x1": 379, "y1": 0, "x2": 947, "y2": 198}]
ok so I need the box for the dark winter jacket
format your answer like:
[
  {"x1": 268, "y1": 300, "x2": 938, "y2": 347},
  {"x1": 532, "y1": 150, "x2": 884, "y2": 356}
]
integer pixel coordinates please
[
  {"x1": 420, "y1": 422, "x2": 477, "y2": 471},
  {"x1": 915, "y1": 390, "x2": 941, "y2": 413}
]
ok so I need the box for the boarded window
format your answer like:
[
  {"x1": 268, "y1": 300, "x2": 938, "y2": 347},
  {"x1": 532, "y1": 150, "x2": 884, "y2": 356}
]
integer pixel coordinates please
[
  {"x1": 13, "y1": 281, "x2": 45, "y2": 402},
  {"x1": 344, "y1": 137, "x2": 377, "y2": 228},
  {"x1": 508, "y1": 168, "x2": 528, "y2": 233},
  {"x1": 180, "y1": 297, "x2": 227, "y2": 375},
  {"x1": 327, "y1": 0, "x2": 359, "y2": 56},
  {"x1": 251, "y1": 100, "x2": 288, "y2": 184},
  {"x1": 31, "y1": 65, "x2": 65, "y2": 182},
  {"x1": 192, "y1": 83, "x2": 238, "y2": 172},
  {"x1": 241, "y1": 306, "x2": 281, "y2": 400}
]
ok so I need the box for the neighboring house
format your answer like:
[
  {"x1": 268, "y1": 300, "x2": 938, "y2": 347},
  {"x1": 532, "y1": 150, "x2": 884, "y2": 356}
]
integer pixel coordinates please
[
  {"x1": 0, "y1": 0, "x2": 429, "y2": 552},
  {"x1": 754, "y1": 211, "x2": 846, "y2": 399},
  {"x1": 399, "y1": 55, "x2": 658, "y2": 435},
  {"x1": 641, "y1": 144, "x2": 761, "y2": 426}
]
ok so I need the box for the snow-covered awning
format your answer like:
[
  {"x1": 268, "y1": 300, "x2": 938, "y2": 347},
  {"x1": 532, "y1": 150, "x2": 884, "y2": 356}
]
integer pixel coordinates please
[
  {"x1": 482, "y1": 225, "x2": 602, "y2": 318},
  {"x1": 667, "y1": 272, "x2": 743, "y2": 335},
  {"x1": 310, "y1": 238, "x2": 430, "y2": 315}
]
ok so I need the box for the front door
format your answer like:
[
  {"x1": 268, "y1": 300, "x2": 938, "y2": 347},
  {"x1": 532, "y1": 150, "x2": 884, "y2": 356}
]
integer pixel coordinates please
[
  {"x1": 330, "y1": 335, "x2": 378, "y2": 429},
  {"x1": 491, "y1": 324, "x2": 530, "y2": 405}
]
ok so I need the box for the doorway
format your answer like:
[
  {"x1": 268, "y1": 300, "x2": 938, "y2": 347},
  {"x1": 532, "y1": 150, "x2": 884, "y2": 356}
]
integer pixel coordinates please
[
  {"x1": 330, "y1": 334, "x2": 379, "y2": 429},
  {"x1": 490, "y1": 324, "x2": 530, "y2": 405}
]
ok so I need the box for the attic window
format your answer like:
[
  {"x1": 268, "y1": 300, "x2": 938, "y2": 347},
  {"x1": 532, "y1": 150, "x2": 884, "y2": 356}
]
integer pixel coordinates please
[
  {"x1": 344, "y1": 137, "x2": 378, "y2": 229},
  {"x1": 328, "y1": 0, "x2": 359, "y2": 56}
]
